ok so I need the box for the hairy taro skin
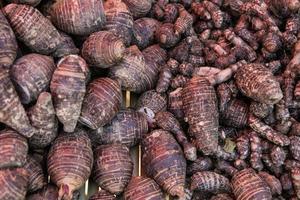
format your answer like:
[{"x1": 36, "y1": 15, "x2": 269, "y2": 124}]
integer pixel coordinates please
[
  {"x1": 182, "y1": 76, "x2": 219, "y2": 155},
  {"x1": 0, "y1": 69, "x2": 36, "y2": 138},
  {"x1": 89, "y1": 190, "x2": 116, "y2": 200},
  {"x1": 48, "y1": 0, "x2": 106, "y2": 36},
  {"x1": 235, "y1": 63, "x2": 283, "y2": 105},
  {"x1": 142, "y1": 129, "x2": 186, "y2": 198},
  {"x1": 27, "y1": 92, "x2": 58, "y2": 148},
  {"x1": 124, "y1": 176, "x2": 164, "y2": 200},
  {"x1": 80, "y1": 77, "x2": 122, "y2": 129},
  {"x1": 0, "y1": 10, "x2": 17, "y2": 69},
  {"x1": 231, "y1": 168, "x2": 272, "y2": 200},
  {"x1": 47, "y1": 130, "x2": 93, "y2": 200},
  {"x1": 10, "y1": 53, "x2": 55, "y2": 104},
  {"x1": 0, "y1": 129, "x2": 28, "y2": 169},
  {"x1": 93, "y1": 144, "x2": 133, "y2": 195},
  {"x1": 90, "y1": 109, "x2": 148, "y2": 147},
  {"x1": 81, "y1": 31, "x2": 125, "y2": 68},
  {"x1": 3, "y1": 4, "x2": 62, "y2": 54},
  {"x1": 50, "y1": 55, "x2": 89, "y2": 133},
  {"x1": 0, "y1": 167, "x2": 29, "y2": 200}
]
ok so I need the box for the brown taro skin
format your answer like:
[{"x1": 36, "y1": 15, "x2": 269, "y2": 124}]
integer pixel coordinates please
[
  {"x1": 124, "y1": 176, "x2": 164, "y2": 200},
  {"x1": 52, "y1": 31, "x2": 79, "y2": 58},
  {"x1": 142, "y1": 129, "x2": 186, "y2": 198},
  {"x1": 0, "y1": 129, "x2": 28, "y2": 169},
  {"x1": 48, "y1": 0, "x2": 106, "y2": 36},
  {"x1": 235, "y1": 63, "x2": 283, "y2": 105},
  {"x1": 47, "y1": 129, "x2": 93, "y2": 200},
  {"x1": 93, "y1": 144, "x2": 133, "y2": 195},
  {"x1": 81, "y1": 31, "x2": 125, "y2": 68},
  {"x1": 89, "y1": 190, "x2": 116, "y2": 200},
  {"x1": 289, "y1": 136, "x2": 300, "y2": 161},
  {"x1": 182, "y1": 76, "x2": 219, "y2": 155},
  {"x1": 231, "y1": 168, "x2": 272, "y2": 200},
  {"x1": 190, "y1": 171, "x2": 231, "y2": 193},
  {"x1": 291, "y1": 167, "x2": 300, "y2": 199},
  {"x1": 109, "y1": 45, "x2": 154, "y2": 93},
  {"x1": 123, "y1": 0, "x2": 152, "y2": 18},
  {"x1": 24, "y1": 156, "x2": 46, "y2": 193},
  {"x1": 51, "y1": 55, "x2": 89, "y2": 133},
  {"x1": 27, "y1": 92, "x2": 58, "y2": 149},
  {"x1": 2, "y1": 4, "x2": 62, "y2": 54},
  {"x1": 91, "y1": 109, "x2": 148, "y2": 147},
  {"x1": 0, "y1": 69, "x2": 36, "y2": 138},
  {"x1": 80, "y1": 77, "x2": 122, "y2": 130},
  {"x1": 0, "y1": 167, "x2": 29, "y2": 200},
  {"x1": 0, "y1": 10, "x2": 17, "y2": 69},
  {"x1": 10, "y1": 53, "x2": 55, "y2": 104},
  {"x1": 104, "y1": 0, "x2": 134, "y2": 47}
]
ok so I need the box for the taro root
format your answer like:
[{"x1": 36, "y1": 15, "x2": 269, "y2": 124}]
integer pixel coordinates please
[
  {"x1": 90, "y1": 109, "x2": 148, "y2": 147},
  {"x1": 26, "y1": 185, "x2": 80, "y2": 200},
  {"x1": 89, "y1": 190, "x2": 116, "y2": 200},
  {"x1": 132, "y1": 18, "x2": 161, "y2": 49},
  {"x1": 0, "y1": 69, "x2": 36, "y2": 138},
  {"x1": 0, "y1": 167, "x2": 29, "y2": 200},
  {"x1": 93, "y1": 144, "x2": 133, "y2": 195},
  {"x1": 109, "y1": 45, "x2": 154, "y2": 93},
  {"x1": 258, "y1": 171, "x2": 282, "y2": 195},
  {"x1": 0, "y1": 10, "x2": 17, "y2": 69},
  {"x1": 3, "y1": 4, "x2": 62, "y2": 54},
  {"x1": 81, "y1": 31, "x2": 125, "y2": 68},
  {"x1": 52, "y1": 31, "x2": 79, "y2": 58},
  {"x1": 6, "y1": 0, "x2": 41, "y2": 6},
  {"x1": 156, "y1": 66, "x2": 173, "y2": 93},
  {"x1": 190, "y1": 171, "x2": 231, "y2": 193},
  {"x1": 10, "y1": 53, "x2": 55, "y2": 104},
  {"x1": 0, "y1": 129, "x2": 28, "y2": 169},
  {"x1": 211, "y1": 194, "x2": 234, "y2": 200},
  {"x1": 123, "y1": 0, "x2": 152, "y2": 18},
  {"x1": 50, "y1": 55, "x2": 89, "y2": 133},
  {"x1": 24, "y1": 156, "x2": 46, "y2": 193},
  {"x1": 289, "y1": 136, "x2": 300, "y2": 160},
  {"x1": 27, "y1": 92, "x2": 58, "y2": 148},
  {"x1": 124, "y1": 176, "x2": 164, "y2": 200},
  {"x1": 187, "y1": 157, "x2": 213, "y2": 176},
  {"x1": 231, "y1": 168, "x2": 272, "y2": 200},
  {"x1": 235, "y1": 63, "x2": 283, "y2": 105},
  {"x1": 182, "y1": 76, "x2": 219, "y2": 155},
  {"x1": 156, "y1": 23, "x2": 181, "y2": 48},
  {"x1": 104, "y1": 0, "x2": 133, "y2": 47},
  {"x1": 47, "y1": 129, "x2": 93, "y2": 200},
  {"x1": 291, "y1": 167, "x2": 300, "y2": 199},
  {"x1": 142, "y1": 129, "x2": 186, "y2": 198},
  {"x1": 136, "y1": 90, "x2": 167, "y2": 126},
  {"x1": 79, "y1": 78, "x2": 122, "y2": 129},
  {"x1": 155, "y1": 111, "x2": 197, "y2": 161},
  {"x1": 168, "y1": 87, "x2": 184, "y2": 120},
  {"x1": 47, "y1": 0, "x2": 106, "y2": 35}
]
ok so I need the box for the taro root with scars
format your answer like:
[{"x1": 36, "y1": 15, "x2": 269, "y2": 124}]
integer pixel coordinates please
[
  {"x1": 124, "y1": 176, "x2": 164, "y2": 200},
  {"x1": 3, "y1": 4, "x2": 62, "y2": 54},
  {"x1": 90, "y1": 109, "x2": 148, "y2": 148},
  {"x1": 235, "y1": 63, "x2": 283, "y2": 105},
  {"x1": 47, "y1": 0, "x2": 106, "y2": 35},
  {"x1": 0, "y1": 167, "x2": 29, "y2": 200},
  {"x1": 142, "y1": 129, "x2": 186, "y2": 198},
  {"x1": 24, "y1": 156, "x2": 46, "y2": 193},
  {"x1": 123, "y1": 0, "x2": 152, "y2": 18},
  {"x1": 52, "y1": 31, "x2": 79, "y2": 58},
  {"x1": 89, "y1": 190, "x2": 116, "y2": 200},
  {"x1": 104, "y1": 0, "x2": 133, "y2": 46},
  {"x1": 51, "y1": 55, "x2": 89, "y2": 133},
  {"x1": 26, "y1": 185, "x2": 81, "y2": 200},
  {"x1": 47, "y1": 129, "x2": 93, "y2": 200},
  {"x1": 93, "y1": 144, "x2": 133, "y2": 195},
  {"x1": 81, "y1": 31, "x2": 125, "y2": 68},
  {"x1": 0, "y1": 129, "x2": 28, "y2": 169},
  {"x1": 231, "y1": 168, "x2": 272, "y2": 200},
  {"x1": 10, "y1": 53, "x2": 55, "y2": 104},
  {"x1": 291, "y1": 167, "x2": 300, "y2": 199},
  {"x1": 258, "y1": 171, "x2": 282, "y2": 195},
  {"x1": 79, "y1": 77, "x2": 122, "y2": 130},
  {"x1": 27, "y1": 92, "x2": 58, "y2": 149},
  {"x1": 6, "y1": 0, "x2": 41, "y2": 6},
  {"x1": 0, "y1": 69, "x2": 36, "y2": 138},
  {"x1": 155, "y1": 111, "x2": 197, "y2": 161},
  {"x1": 190, "y1": 171, "x2": 231, "y2": 193},
  {"x1": 0, "y1": 10, "x2": 17, "y2": 69}
]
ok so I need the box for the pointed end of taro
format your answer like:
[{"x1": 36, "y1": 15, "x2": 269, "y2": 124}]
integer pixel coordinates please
[
  {"x1": 2, "y1": 3, "x2": 18, "y2": 17},
  {"x1": 58, "y1": 184, "x2": 72, "y2": 200},
  {"x1": 170, "y1": 185, "x2": 185, "y2": 199}
]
